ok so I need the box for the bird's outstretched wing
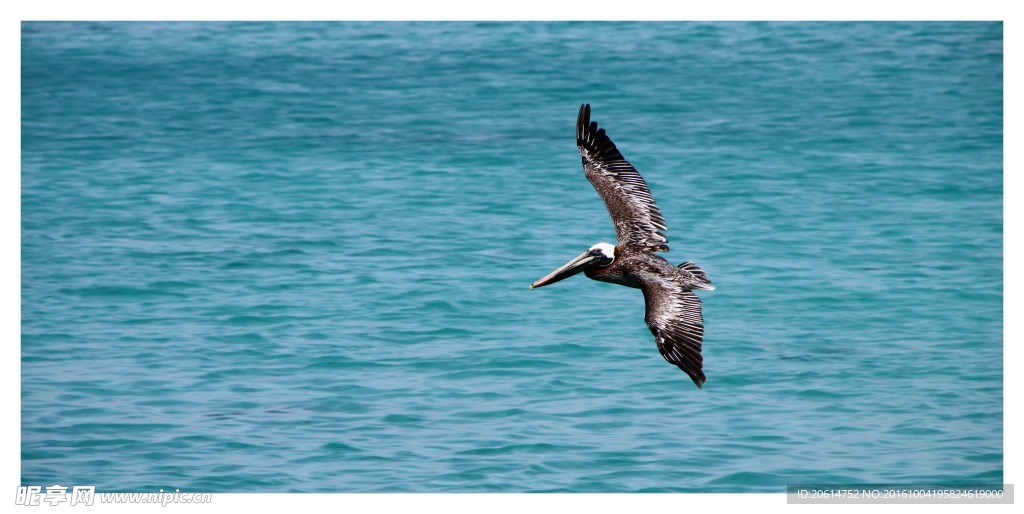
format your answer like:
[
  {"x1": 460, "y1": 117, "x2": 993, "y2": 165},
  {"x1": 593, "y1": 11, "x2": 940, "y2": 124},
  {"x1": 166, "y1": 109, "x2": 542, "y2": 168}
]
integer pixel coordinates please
[
  {"x1": 640, "y1": 278, "x2": 706, "y2": 388},
  {"x1": 577, "y1": 104, "x2": 669, "y2": 252}
]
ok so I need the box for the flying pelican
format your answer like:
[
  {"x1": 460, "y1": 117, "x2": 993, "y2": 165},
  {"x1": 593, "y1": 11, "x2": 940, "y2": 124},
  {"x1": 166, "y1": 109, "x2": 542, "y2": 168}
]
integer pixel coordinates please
[{"x1": 530, "y1": 104, "x2": 715, "y2": 388}]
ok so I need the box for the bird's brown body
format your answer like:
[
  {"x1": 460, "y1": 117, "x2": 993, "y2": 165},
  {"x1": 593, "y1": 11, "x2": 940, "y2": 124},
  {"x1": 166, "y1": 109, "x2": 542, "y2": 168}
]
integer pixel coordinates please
[{"x1": 585, "y1": 246, "x2": 708, "y2": 290}]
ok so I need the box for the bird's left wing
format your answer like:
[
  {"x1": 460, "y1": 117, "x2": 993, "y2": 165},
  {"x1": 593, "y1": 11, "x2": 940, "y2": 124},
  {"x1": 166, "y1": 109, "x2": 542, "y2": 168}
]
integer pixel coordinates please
[
  {"x1": 577, "y1": 104, "x2": 669, "y2": 252},
  {"x1": 639, "y1": 278, "x2": 706, "y2": 388}
]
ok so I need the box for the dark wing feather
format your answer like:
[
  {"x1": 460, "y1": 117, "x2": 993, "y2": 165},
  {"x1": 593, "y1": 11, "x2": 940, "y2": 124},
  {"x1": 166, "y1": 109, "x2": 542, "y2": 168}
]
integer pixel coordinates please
[
  {"x1": 577, "y1": 104, "x2": 669, "y2": 252},
  {"x1": 640, "y1": 279, "x2": 706, "y2": 388}
]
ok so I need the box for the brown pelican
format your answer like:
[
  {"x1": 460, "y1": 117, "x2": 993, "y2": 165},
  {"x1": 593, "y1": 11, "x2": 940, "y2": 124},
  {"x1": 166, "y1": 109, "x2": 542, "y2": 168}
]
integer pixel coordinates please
[{"x1": 530, "y1": 104, "x2": 715, "y2": 388}]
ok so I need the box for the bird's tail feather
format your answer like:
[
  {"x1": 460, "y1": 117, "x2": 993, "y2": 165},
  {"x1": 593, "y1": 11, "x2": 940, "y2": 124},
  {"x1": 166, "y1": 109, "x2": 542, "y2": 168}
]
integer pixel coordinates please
[{"x1": 679, "y1": 261, "x2": 714, "y2": 290}]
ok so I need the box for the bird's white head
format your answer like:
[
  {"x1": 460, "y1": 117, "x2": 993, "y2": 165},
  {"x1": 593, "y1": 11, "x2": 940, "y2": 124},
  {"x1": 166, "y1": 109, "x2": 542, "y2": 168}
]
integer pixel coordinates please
[
  {"x1": 588, "y1": 242, "x2": 616, "y2": 260},
  {"x1": 529, "y1": 242, "x2": 616, "y2": 290}
]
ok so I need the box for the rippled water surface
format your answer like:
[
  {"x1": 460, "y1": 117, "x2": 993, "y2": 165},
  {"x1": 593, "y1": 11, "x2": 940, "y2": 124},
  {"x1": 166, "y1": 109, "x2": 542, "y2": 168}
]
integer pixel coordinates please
[{"x1": 22, "y1": 22, "x2": 1002, "y2": 492}]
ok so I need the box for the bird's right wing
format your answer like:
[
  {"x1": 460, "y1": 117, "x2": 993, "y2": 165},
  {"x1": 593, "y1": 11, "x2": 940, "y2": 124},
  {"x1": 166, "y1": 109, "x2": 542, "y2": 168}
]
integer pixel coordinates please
[
  {"x1": 640, "y1": 278, "x2": 706, "y2": 388},
  {"x1": 577, "y1": 104, "x2": 670, "y2": 252}
]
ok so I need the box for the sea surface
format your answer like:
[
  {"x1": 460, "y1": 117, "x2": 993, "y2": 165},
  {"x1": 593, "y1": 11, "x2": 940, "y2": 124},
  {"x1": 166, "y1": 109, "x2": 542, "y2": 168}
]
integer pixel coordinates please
[{"x1": 21, "y1": 22, "x2": 1002, "y2": 492}]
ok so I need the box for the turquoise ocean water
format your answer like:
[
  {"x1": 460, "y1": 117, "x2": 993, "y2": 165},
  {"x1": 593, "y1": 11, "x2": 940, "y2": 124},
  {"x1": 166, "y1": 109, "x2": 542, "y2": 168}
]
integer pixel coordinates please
[{"x1": 22, "y1": 22, "x2": 1002, "y2": 492}]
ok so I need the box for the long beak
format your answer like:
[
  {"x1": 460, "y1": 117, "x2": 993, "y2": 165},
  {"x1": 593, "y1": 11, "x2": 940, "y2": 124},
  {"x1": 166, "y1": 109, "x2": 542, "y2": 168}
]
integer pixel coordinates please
[{"x1": 530, "y1": 251, "x2": 596, "y2": 289}]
